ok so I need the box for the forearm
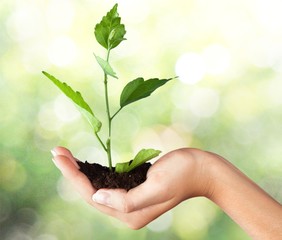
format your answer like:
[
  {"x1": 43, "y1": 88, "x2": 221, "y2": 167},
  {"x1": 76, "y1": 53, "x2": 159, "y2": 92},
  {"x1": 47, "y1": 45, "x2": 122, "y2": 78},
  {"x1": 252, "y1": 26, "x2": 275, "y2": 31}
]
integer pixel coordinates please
[{"x1": 207, "y1": 154, "x2": 282, "y2": 239}]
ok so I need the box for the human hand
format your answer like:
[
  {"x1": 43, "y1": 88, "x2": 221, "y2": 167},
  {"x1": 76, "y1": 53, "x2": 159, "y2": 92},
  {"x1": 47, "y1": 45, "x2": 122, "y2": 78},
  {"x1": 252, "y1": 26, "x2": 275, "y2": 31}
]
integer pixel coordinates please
[
  {"x1": 51, "y1": 147, "x2": 212, "y2": 229},
  {"x1": 51, "y1": 146, "x2": 282, "y2": 238}
]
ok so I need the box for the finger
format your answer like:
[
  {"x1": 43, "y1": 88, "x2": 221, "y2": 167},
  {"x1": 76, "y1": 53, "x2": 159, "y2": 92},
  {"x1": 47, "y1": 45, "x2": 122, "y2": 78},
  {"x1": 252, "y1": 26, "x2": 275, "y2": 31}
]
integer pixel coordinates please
[
  {"x1": 51, "y1": 146, "x2": 79, "y2": 168},
  {"x1": 52, "y1": 155, "x2": 96, "y2": 205},
  {"x1": 123, "y1": 199, "x2": 177, "y2": 229},
  {"x1": 93, "y1": 194, "x2": 178, "y2": 230},
  {"x1": 92, "y1": 170, "x2": 174, "y2": 213}
]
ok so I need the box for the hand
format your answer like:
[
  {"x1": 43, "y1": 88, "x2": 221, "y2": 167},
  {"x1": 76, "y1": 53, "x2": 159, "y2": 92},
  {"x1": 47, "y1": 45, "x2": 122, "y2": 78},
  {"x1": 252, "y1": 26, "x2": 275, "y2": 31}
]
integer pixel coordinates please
[
  {"x1": 51, "y1": 147, "x2": 212, "y2": 229},
  {"x1": 51, "y1": 146, "x2": 282, "y2": 238}
]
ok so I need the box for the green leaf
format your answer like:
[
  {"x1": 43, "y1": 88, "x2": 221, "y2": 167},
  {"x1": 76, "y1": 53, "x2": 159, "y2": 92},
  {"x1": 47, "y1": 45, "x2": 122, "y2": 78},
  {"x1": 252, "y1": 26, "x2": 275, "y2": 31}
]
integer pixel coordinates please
[
  {"x1": 94, "y1": 3, "x2": 126, "y2": 50},
  {"x1": 120, "y1": 77, "x2": 174, "y2": 108},
  {"x1": 130, "y1": 149, "x2": 161, "y2": 170},
  {"x1": 42, "y1": 71, "x2": 102, "y2": 133},
  {"x1": 115, "y1": 149, "x2": 161, "y2": 173},
  {"x1": 94, "y1": 54, "x2": 118, "y2": 79}
]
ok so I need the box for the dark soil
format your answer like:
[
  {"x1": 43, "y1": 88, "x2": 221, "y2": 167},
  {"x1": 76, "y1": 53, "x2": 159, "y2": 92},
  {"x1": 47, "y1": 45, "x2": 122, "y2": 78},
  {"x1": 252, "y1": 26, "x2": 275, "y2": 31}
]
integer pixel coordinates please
[{"x1": 77, "y1": 161, "x2": 151, "y2": 191}]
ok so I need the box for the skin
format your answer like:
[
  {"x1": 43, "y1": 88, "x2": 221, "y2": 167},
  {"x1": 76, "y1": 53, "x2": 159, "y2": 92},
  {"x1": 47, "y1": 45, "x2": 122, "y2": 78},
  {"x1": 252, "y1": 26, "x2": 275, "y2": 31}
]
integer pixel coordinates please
[{"x1": 51, "y1": 147, "x2": 282, "y2": 239}]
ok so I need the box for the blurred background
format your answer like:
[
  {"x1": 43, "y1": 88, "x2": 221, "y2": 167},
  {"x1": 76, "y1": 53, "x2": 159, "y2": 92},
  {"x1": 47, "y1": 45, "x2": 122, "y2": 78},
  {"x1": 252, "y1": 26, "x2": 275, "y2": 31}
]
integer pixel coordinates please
[{"x1": 1, "y1": 0, "x2": 282, "y2": 239}]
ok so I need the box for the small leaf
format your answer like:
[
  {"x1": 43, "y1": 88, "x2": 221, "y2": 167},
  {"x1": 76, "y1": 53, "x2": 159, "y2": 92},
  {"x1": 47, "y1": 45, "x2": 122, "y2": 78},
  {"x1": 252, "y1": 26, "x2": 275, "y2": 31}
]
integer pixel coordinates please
[
  {"x1": 120, "y1": 77, "x2": 174, "y2": 108},
  {"x1": 42, "y1": 71, "x2": 102, "y2": 133},
  {"x1": 115, "y1": 149, "x2": 161, "y2": 173},
  {"x1": 94, "y1": 3, "x2": 126, "y2": 50},
  {"x1": 94, "y1": 54, "x2": 118, "y2": 79}
]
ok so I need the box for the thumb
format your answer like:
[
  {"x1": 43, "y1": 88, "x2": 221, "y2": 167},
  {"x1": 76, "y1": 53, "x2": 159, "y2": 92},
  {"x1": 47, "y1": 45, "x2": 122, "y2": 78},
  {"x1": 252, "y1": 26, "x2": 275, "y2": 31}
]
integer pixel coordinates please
[
  {"x1": 92, "y1": 189, "x2": 128, "y2": 211},
  {"x1": 92, "y1": 172, "x2": 174, "y2": 212}
]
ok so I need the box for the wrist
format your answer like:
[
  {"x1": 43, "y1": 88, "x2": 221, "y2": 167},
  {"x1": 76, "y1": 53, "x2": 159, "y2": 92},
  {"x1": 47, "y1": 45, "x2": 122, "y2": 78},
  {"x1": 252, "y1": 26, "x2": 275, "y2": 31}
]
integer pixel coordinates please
[{"x1": 189, "y1": 149, "x2": 220, "y2": 199}]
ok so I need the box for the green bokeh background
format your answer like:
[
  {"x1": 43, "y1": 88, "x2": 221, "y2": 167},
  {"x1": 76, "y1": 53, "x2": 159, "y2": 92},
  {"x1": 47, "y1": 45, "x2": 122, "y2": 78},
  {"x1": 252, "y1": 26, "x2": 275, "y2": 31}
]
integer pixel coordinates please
[{"x1": 1, "y1": 0, "x2": 282, "y2": 239}]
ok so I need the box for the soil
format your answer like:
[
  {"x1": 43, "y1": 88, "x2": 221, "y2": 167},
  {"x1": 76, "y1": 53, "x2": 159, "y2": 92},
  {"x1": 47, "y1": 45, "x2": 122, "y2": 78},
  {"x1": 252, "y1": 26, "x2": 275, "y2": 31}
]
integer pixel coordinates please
[{"x1": 77, "y1": 161, "x2": 151, "y2": 191}]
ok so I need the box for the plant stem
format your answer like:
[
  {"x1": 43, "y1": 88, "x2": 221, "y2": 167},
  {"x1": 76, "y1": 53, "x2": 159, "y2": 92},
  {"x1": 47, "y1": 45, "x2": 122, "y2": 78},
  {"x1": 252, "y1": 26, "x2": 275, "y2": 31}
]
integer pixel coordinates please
[
  {"x1": 111, "y1": 107, "x2": 122, "y2": 121},
  {"x1": 94, "y1": 132, "x2": 107, "y2": 152},
  {"x1": 104, "y1": 49, "x2": 113, "y2": 171}
]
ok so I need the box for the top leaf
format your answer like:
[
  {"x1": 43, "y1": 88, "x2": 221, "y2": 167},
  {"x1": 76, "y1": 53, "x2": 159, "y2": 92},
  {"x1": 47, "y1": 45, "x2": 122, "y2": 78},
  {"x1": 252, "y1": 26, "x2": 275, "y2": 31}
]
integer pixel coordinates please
[
  {"x1": 42, "y1": 71, "x2": 102, "y2": 133},
  {"x1": 120, "y1": 77, "x2": 174, "y2": 108},
  {"x1": 94, "y1": 4, "x2": 126, "y2": 50}
]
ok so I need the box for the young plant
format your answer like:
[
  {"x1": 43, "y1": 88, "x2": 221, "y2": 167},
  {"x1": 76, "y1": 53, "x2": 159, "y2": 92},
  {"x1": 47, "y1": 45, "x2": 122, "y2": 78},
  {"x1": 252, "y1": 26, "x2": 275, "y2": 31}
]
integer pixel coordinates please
[{"x1": 42, "y1": 4, "x2": 175, "y2": 173}]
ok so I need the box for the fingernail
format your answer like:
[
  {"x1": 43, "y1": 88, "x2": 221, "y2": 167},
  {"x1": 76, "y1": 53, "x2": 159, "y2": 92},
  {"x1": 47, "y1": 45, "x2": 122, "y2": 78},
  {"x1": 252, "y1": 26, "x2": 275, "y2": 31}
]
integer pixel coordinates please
[
  {"x1": 51, "y1": 158, "x2": 60, "y2": 169},
  {"x1": 51, "y1": 149, "x2": 57, "y2": 157},
  {"x1": 92, "y1": 191, "x2": 111, "y2": 206}
]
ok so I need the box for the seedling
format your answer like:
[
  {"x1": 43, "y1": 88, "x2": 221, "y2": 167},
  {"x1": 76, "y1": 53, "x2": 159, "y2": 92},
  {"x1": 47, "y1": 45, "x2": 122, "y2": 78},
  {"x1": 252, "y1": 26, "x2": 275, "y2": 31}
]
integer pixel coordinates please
[{"x1": 43, "y1": 4, "x2": 175, "y2": 173}]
